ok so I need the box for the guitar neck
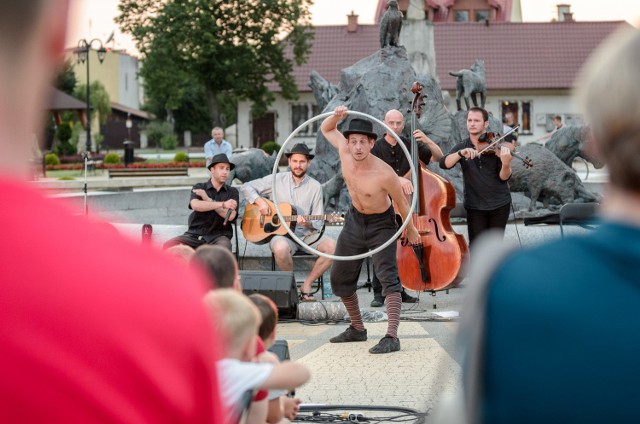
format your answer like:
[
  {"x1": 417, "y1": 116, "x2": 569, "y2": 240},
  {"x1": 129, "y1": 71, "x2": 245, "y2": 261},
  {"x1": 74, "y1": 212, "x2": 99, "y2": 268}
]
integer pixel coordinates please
[{"x1": 282, "y1": 214, "x2": 327, "y2": 222}]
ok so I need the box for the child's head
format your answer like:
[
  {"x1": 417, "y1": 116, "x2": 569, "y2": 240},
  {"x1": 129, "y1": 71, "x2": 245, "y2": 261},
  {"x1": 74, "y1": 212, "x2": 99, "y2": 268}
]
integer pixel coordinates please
[
  {"x1": 191, "y1": 245, "x2": 240, "y2": 290},
  {"x1": 203, "y1": 289, "x2": 260, "y2": 360},
  {"x1": 248, "y1": 294, "x2": 278, "y2": 347},
  {"x1": 165, "y1": 244, "x2": 196, "y2": 263}
]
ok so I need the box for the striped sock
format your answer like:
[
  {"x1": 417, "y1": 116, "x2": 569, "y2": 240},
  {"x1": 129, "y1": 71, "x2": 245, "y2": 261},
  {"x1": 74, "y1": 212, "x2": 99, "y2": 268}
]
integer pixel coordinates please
[
  {"x1": 342, "y1": 293, "x2": 364, "y2": 331},
  {"x1": 386, "y1": 291, "x2": 401, "y2": 339}
]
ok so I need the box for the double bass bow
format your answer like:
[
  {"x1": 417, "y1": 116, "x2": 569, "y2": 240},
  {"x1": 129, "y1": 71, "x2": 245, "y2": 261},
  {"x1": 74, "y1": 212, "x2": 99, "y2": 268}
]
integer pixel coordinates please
[{"x1": 395, "y1": 82, "x2": 469, "y2": 292}]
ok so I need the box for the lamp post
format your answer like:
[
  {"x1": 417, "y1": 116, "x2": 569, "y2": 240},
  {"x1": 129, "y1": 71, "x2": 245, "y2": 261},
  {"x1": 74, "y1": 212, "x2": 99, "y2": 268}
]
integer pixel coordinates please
[
  {"x1": 75, "y1": 38, "x2": 107, "y2": 153},
  {"x1": 126, "y1": 113, "x2": 132, "y2": 141}
]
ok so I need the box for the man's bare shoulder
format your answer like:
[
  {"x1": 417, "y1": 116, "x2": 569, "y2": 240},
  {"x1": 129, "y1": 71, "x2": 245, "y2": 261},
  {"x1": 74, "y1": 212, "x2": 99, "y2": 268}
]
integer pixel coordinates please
[{"x1": 370, "y1": 154, "x2": 397, "y2": 176}]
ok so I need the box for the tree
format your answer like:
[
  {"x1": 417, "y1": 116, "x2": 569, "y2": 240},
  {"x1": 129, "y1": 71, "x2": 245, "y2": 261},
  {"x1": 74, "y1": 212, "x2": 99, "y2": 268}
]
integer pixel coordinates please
[
  {"x1": 55, "y1": 58, "x2": 77, "y2": 95},
  {"x1": 139, "y1": 46, "x2": 213, "y2": 133},
  {"x1": 117, "y1": 0, "x2": 314, "y2": 128},
  {"x1": 74, "y1": 81, "x2": 112, "y2": 125}
]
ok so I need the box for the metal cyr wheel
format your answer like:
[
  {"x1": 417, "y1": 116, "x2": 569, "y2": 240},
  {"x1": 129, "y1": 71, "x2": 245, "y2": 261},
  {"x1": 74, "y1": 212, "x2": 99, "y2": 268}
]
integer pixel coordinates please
[{"x1": 270, "y1": 110, "x2": 418, "y2": 261}]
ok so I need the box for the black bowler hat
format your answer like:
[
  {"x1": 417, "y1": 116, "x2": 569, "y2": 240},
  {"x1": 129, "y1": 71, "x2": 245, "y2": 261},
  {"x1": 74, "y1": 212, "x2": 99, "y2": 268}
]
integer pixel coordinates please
[
  {"x1": 285, "y1": 143, "x2": 315, "y2": 159},
  {"x1": 342, "y1": 118, "x2": 377, "y2": 139},
  {"x1": 207, "y1": 153, "x2": 235, "y2": 170}
]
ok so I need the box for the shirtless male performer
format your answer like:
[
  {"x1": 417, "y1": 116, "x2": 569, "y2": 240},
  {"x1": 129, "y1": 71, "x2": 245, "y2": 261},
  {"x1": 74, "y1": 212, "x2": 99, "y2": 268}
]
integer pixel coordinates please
[{"x1": 321, "y1": 106, "x2": 420, "y2": 354}]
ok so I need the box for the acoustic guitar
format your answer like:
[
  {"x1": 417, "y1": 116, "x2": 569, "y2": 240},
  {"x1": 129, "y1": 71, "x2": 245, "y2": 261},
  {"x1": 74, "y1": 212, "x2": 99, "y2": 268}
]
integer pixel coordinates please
[{"x1": 242, "y1": 198, "x2": 344, "y2": 244}]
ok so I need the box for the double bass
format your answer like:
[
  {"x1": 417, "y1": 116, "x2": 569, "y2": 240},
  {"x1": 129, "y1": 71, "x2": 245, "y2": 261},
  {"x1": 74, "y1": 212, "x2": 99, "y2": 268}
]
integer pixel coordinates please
[{"x1": 395, "y1": 82, "x2": 469, "y2": 292}]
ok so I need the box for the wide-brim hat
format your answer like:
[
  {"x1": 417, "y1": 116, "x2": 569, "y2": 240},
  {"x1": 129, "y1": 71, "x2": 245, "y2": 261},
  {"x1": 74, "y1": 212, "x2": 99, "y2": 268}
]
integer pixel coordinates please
[
  {"x1": 207, "y1": 153, "x2": 235, "y2": 170},
  {"x1": 285, "y1": 143, "x2": 315, "y2": 159},
  {"x1": 342, "y1": 118, "x2": 377, "y2": 139}
]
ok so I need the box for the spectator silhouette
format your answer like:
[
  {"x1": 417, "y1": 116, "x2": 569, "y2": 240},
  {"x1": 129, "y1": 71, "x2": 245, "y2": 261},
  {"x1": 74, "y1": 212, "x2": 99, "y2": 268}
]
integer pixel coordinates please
[{"x1": 0, "y1": 1, "x2": 225, "y2": 421}]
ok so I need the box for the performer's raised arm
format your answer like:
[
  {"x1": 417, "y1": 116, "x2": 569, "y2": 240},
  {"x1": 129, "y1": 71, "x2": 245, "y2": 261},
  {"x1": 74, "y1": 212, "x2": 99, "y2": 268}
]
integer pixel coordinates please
[{"x1": 321, "y1": 106, "x2": 348, "y2": 150}]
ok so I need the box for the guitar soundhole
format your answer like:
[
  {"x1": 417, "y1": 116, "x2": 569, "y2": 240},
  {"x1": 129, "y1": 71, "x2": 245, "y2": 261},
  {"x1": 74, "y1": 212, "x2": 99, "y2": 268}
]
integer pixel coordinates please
[{"x1": 272, "y1": 216, "x2": 280, "y2": 225}]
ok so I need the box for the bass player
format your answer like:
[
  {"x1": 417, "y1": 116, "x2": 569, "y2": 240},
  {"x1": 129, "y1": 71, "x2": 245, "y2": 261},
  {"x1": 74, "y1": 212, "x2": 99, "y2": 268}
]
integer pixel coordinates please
[{"x1": 240, "y1": 143, "x2": 336, "y2": 301}]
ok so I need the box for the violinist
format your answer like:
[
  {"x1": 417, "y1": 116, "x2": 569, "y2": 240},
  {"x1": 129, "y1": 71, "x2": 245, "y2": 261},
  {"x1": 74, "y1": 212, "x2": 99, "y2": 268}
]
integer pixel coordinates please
[
  {"x1": 368, "y1": 109, "x2": 443, "y2": 307},
  {"x1": 439, "y1": 107, "x2": 513, "y2": 247}
]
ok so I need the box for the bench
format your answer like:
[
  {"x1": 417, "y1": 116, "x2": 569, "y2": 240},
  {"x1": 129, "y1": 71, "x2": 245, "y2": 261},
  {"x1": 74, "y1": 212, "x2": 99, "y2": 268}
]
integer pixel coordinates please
[
  {"x1": 108, "y1": 167, "x2": 189, "y2": 178},
  {"x1": 86, "y1": 160, "x2": 103, "y2": 174}
]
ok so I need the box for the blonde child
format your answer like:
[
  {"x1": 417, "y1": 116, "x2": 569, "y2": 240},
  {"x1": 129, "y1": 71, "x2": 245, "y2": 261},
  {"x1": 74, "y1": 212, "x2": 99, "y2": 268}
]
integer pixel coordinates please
[{"x1": 203, "y1": 290, "x2": 310, "y2": 423}]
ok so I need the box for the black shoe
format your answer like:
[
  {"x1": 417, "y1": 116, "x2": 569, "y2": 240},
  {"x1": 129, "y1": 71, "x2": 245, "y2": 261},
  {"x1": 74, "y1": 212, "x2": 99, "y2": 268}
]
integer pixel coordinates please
[
  {"x1": 369, "y1": 335, "x2": 401, "y2": 354},
  {"x1": 330, "y1": 326, "x2": 368, "y2": 343},
  {"x1": 401, "y1": 291, "x2": 418, "y2": 303},
  {"x1": 370, "y1": 296, "x2": 384, "y2": 307}
]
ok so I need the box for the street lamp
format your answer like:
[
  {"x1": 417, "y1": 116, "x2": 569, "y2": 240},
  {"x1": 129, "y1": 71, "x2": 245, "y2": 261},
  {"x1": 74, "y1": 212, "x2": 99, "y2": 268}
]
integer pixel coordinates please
[
  {"x1": 75, "y1": 38, "x2": 107, "y2": 153},
  {"x1": 126, "y1": 113, "x2": 133, "y2": 141}
]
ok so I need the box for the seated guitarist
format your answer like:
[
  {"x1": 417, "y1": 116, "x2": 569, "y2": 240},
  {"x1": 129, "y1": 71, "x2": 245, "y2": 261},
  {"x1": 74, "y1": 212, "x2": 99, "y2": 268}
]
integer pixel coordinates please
[{"x1": 240, "y1": 143, "x2": 336, "y2": 301}]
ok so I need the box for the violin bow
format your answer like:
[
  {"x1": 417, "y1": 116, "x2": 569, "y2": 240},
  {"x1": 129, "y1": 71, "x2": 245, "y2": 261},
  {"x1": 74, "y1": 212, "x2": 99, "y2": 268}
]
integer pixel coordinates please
[{"x1": 476, "y1": 125, "x2": 520, "y2": 155}]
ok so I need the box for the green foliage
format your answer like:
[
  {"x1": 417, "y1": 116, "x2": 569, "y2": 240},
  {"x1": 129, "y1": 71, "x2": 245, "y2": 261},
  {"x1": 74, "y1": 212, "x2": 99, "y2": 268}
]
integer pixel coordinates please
[
  {"x1": 55, "y1": 58, "x2": 77, "y2": 95},
  {"x1": 73, "y1": 81, "x2": 111, "y2": 125},
  {"x1": 55, "y1": 143, "x2": 77, "y2": 157},
  {"x1": 94, "y1": 133, "x2": 104, "y2": 151},
  {"x1": 144, "y1": 121, "x2": 172, "y2": 147},
  {"x1": 261, "y1": 141, "x2": 281, "y2": 156},
  {"x1": 104, "y1": 153, "x2": 121, "y2": 164},
  {"x1": 174, "y1": 152, "x2": 188, "y2": 162},
  {"x1": 69, "y1": 120, "x2": 82, "y2": 147},
  {"x1": 56, "y1": 122, "x2": 72, "y2": 143},
  {"x1": 57, "y1": 176, "x2": 76, "y2": 181},
  {"x1": 117, "y1": 0, "x2": 314, "y2": 127},
  {"x1": 55, "y1": 121, "x2": 76, "y2": 156},
  {"x1": 161, "y1": 134, "x2": 178, "y2": 150},
  {"x1": 45, "y1": 153, "x2": 60, "y2": 166}
]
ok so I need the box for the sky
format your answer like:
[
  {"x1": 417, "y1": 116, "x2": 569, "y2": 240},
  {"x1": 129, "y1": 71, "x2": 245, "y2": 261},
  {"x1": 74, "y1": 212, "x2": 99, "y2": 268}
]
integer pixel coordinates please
[{"x1": 66, "y1": 0, "x2": 640, "y2": 55}]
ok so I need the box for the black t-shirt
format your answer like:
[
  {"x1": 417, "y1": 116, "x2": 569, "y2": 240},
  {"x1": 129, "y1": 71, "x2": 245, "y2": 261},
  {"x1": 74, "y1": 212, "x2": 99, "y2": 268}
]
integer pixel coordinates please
[
  {"x1": 503, "y1": 124, "x2": 518, "y2": 143},
  {"x1": 439, "y1": 138, "x2": 511, "y2": 210},
  {"x1": 186, "y1": 180, "x2": 239, "y2": 241},
  {"x1": 371, "y1": 135, "x2": 432, "y2": 177}
]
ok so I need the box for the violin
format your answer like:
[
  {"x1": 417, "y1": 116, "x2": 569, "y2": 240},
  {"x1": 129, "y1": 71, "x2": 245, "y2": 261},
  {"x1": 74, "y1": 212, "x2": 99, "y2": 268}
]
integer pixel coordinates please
[{"x1": 476, "y1": 128, "x2": 534, "y2": 168}]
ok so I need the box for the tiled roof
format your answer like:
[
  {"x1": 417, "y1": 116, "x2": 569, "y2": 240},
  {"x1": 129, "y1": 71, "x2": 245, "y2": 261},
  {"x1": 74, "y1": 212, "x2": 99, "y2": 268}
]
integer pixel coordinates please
[
  {"x1": 434, "y1": 21, "x2": 630, "y2": 90},
  {"x1": 48, "y1": 88, "x2": 87, "y2": 111},
  {"x1": 111, "y1": 102, "x2": 151, "y2": 120},
  {"x1": 284, "y1": 25, "x2": 380, "y2": 93},
  {"x1": 284, "y1": 20, "x2": 629, "y2": 93}
]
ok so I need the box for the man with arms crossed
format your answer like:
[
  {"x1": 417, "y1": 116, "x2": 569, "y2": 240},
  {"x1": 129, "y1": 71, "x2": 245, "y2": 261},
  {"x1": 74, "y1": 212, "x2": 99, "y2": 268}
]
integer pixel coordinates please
[
  {"x1": 321, "y1": 106, "x2": 420, "y2": 354},
  {"x1": 164, "y1": 153, "x2": 239, "y2": 251}
]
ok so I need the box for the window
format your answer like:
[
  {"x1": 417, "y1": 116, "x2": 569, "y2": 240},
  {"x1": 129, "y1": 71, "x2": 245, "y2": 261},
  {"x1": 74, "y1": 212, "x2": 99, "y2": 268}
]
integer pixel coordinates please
[
  {"x1": 454, "y1": 10, "x2": 469, "y2": 22},
  {"x1": 501, "y1": 100, "x2": 533, "y2": 135},
  {"x1": 564, "y1": 114, "x2": 584, "y2": 126},
  {"x1": 291, "y1": 104, "x2": 320, "y2": 136},
  {"x1": 475, "y1": 10, "x2": 490, "y2": 22}
]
